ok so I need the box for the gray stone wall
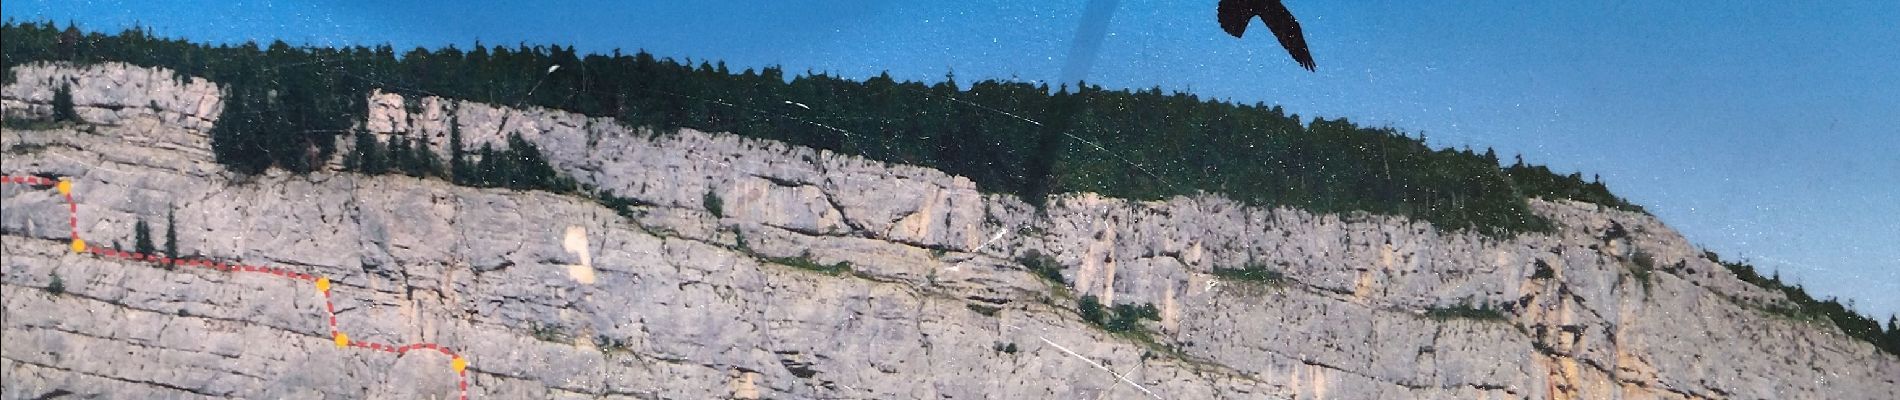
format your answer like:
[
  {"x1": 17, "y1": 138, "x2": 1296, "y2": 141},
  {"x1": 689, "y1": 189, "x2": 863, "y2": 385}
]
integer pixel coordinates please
[{"x1": 3, "y1": 62, "x2": 1894, "y2": 399}]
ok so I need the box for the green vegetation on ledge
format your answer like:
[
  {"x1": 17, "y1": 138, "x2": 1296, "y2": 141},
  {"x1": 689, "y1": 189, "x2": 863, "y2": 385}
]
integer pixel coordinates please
[
  {"x1": 1212, "y1": 262, "x2": 1288, "y2": 285},
  {"x1": 1077, "y1": 295, "x2": 1161, "y2": 334},
  {"x1": 1015, "y1": 249, "x2": 1066, "y2": 284},
  {"x1": 1423, "y1": 301, "x2": 1509, "y2": 322},
  {"x1": 764, "y1": 251, "x2": 853, "y2": 276},
  {"x1": 1506, "y1": 156, "x2": 1645, "y2": 213},
  {"x1": 1710, "y1": 251, "x2": 1898, "y2": 356}
]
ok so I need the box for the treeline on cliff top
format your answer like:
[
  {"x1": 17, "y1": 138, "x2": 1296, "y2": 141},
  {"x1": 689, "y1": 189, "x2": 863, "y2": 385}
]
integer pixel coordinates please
[
  {"x1": 1713, "y1": 252, "x2": 1900, "y2": 357},
  {"x1": 3, "y1": 21, "x2": 1639, "y2": 236},
  {"x1": 5, "y1": 22, "x2": 1898, "y2": 357}
]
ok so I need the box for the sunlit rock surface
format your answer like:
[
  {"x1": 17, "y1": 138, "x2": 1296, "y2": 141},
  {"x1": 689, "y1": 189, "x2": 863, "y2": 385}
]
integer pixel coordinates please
[{"x1": 4, "y1": 62, "x2": 1895, "y2": 399}]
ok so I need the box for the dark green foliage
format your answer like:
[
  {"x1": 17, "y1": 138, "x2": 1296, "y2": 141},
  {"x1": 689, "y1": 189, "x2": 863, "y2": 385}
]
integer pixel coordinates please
[
  {"x1": 3, "y1": 142, "x2": 47, "y2": 154},
  {"x1": 6, "y1": 23, "x2": 354, "y2": 174},
  {"x1": 765, "y1": 251, "x2": 852, "y2": 276},
  {"x1": 1016, "y1": 249, "x2": 1065, "y2": 284},
  {"x1": 529, "y1": 323, "x2": 565, "y2": 342},
  {"x1": 57, "y1": 24, "x2": 82, "y2": 62},
  {"x1": 1078, "y1": 295, "x2": 1108, "y2": 327},
  {"x1": 460, "y1": 135, "x2": 576, "y2": 192},
  {"x1": 1212, "y1": 262, "x2": 1286, "y2": 285},
  {"x1": 164, "y1": 207, "x2": 178, "y2": 268},
  {"x1": 733, "y1": 230, "x2": 751, "y2": 252},
  {"x1": 413, "y1": 140, "x2": 443, "y2": 177},
  {"x1": 595, "y1": 334, "x2": 630, "y2": 353},
  {"x1": 133, "y1": 218, "x2": 155, "y2": 255},
  {"x1": 449, "y1": 120, "x2": 473, "y2": 181},
  {"x1": 2, "y1": 22, "x2": 1644, "y2": 236},
  {"x1": 1629, "y1": 248, "x2": 1657, "y2": 286},
  {"x1": 1884, "y1": 316, "x2": 1900, "y2": 356},
  {"x1": 1709, "y1": 251, "x2": 1897, "y2": 356},
  {"x1": 380, "y1": 136, "x2": 444, "y2": 178},
  {"x1": 343, "y1": 131, "x2": 388, "y2": 174},
  {"x1": 1425, "y1": 301, "x2": 1509, "y2": 321},
  {"x1": 2, "y1": 117, "x2": 64, "y2": 131},
  {"x1": 1531, "y1": 259, "x2": 1555, "y2": 280},
  {"x1": 386, "y1": 136, "x2": 416, "y2": 175},
  {"x1": 994, "y1": 342, "x2": 1019, "y2": 354},
  {"x1": 1602, "y1": 221, "x2": 1631, "y2": 241},
  {"x1": 702, "y1": 190, "x2": 725, "y2": 218},
  {"x1": 470, "y1": 144, "x2": 501, "y2": 184},
  {"x1": 1106, "y1": 303, "x2": 1162, "y2": 333},
  {"x1": 52, "y1": 83, "x2": 79, "y2": 122},
  {"x1": 966, "y1": 303, "x2": 1001, "y2": 317},
  {"x1": 1714, "y1": 251, "x2": 1775, "y2": 288},
  {"x1": 47, "y1": 271, "x2": 65, "y2": 295},
  {"x1": 1507, "y1": 160, "x2": 1644, "y2": 213},
  {"x1": 1076, "y1": 295, "x2": 1160, "y2": 334},
  {"x1": 208, "y1": 41, "x2": 354, "y2": 175},
  {"x1": 594, "y1": 190, "x2": 654, "y2": 219}
]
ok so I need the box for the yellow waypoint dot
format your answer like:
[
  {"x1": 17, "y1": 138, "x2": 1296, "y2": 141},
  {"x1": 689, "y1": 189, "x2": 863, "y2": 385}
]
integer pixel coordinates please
[
  {"x1": 333, "y1": 332, "x2": 350, "y2": 349},
  {"x1": 70, "y1": 239, "x2": 87, "y2": 253},
  {"x1": 56, "y1": 179, "x2": 72, "y2": 195},
  {"x1": 316, "y1": 277, "x2": 331, "y2": 293},
  {"x1": 451, "y1": 357, "x2": 468, "y2": 373}
]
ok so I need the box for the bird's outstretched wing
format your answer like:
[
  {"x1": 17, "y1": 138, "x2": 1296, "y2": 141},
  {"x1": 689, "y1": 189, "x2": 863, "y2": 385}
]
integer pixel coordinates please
[
  {"x1": 1257, "y1": 0, "x2": 1314, "y2": 71},
  {"x1": 1216, "y1": 0, "x2": 1262, "y2": 38},
  {"x1": 1217, "y1": 0, "x2": 1316, "y2": 71}
]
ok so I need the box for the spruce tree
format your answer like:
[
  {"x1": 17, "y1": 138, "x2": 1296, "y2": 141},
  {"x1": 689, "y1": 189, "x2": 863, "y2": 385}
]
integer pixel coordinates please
[
  {"x1": 387, "y1": 136, "x2": 414, "y2": 176},
  {"x1": 472, "y1": 144, "x2": 500, "y2": 187},
  {"x1": 209, "y1": 89, "x2": 264, "y2": 174},
  {"x1": 133, "y1": 218, "x2": 155, "y2": 255},
  {"x1": 449, "y1": 118, "x2": 472, "y2": 184},
  {"x1": 52, "y1": 83, "x2": 79, "y2": 123},
  {"x1": 1886, "y1": 316, "x2": 1899, "y2": 355},
  {"x1": 343, "y1": 131, "x2": 364, "y2": 171},
  {"x1": 56, "y1": 24, "x2": 81, "y2": 61},
  {"x1": 351, "y1": 131, "x2": 388, "y2": 174},
  {"x1": 414, "y1": 138, "x2": 444, "y2": 178},
  {"x1": 164, "y1": 207, "x2": 179, "y2": 268}
]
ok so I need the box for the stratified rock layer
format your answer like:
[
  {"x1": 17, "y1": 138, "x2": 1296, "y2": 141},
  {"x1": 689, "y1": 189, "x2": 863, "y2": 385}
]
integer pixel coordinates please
[{"x1": 4, "y1": 62, "x2": 1895, "y2": 399}]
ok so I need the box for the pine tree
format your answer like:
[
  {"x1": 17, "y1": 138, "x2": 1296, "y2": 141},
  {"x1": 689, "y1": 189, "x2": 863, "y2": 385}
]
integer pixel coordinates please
[
  {"x1": 351, "y1": 131, "x2": 388, "y2": 174},
  {"x1": 52, "y1": 83, "x2": 79, "y2": 123},
  {"x1": 1885, "y1": 316, "x2": 1899, "y2": 355},
  {"x1": 343, "y1": 131, "x2": 364, "y2": 171},
  {"x1": 472, "y1": 144, "x2": 499, "y2": 187},
  {"x1": 415, "y1": 137, "x2": 444, "y2": 178},
  {"x1": 164, "y1": 207, "x2": 179, "y2": 268},
  {"x1": 387, "y1": 136, "x2": 415, "y2": 176},
  {"x1": 449, "y1": 118, "x2": 472, "y2": 184},
  {"x1": 133, "y1": 218, "x2": 155, "y2": 255},
  {"x1": 56, "y1": 24, "x2": 81, "y2": 61}
]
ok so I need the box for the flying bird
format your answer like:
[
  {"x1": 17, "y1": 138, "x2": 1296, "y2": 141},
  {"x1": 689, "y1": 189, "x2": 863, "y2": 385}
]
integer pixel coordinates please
[{"x1": 1218, "y1": 0, "x2": 1315, "y2": 71}]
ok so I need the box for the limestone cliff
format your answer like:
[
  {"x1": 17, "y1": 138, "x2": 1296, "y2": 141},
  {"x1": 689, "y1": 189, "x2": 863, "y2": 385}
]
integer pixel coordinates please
[{"x1": 3, "y1": 62, "x2": 1894, "y2": 399}]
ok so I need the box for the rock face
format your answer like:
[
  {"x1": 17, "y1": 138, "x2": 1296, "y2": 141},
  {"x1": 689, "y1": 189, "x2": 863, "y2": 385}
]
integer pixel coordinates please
[{"x1": 4, "y1": 62, "x2": 1896, "y2": 399}]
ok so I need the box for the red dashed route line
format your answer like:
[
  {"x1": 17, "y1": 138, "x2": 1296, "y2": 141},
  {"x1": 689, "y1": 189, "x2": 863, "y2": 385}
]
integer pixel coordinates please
[{"x1": 2, "y1": 176, "x2": 471, "y2": 399}]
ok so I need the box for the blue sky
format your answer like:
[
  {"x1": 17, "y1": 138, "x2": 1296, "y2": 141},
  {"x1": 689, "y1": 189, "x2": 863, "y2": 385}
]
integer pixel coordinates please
[{"x1": 5, "y1": 0, "x2": 1896, "y2": 319}]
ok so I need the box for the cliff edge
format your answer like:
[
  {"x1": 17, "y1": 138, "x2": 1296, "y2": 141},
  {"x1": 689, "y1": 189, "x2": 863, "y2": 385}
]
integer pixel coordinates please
[{"x1": 3, "y1": 62, "x2": 1894, "y2": 399}]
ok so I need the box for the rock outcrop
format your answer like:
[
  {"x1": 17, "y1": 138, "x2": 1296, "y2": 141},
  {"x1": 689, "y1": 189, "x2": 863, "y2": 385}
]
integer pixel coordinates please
[{"x1": 4, "y1": 62, "x2": 1895, "y2": 399}]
